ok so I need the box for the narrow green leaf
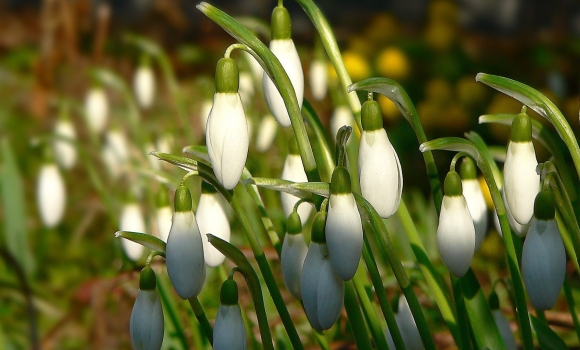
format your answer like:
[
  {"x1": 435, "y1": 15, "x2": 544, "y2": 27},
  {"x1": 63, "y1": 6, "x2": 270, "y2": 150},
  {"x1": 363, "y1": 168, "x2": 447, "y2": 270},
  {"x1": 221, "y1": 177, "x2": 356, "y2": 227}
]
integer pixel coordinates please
[
  {"x1": 530, "y1": 314, "x2": 568, "y2": 350},
  {"x1": 245, "y1": 177, "x2": 329, "y2": 197},
  {"x1": 420, "y1": 137, "x2": 482, "y2": 165},
  {"x1": 114, "y1": 231, "x2": 166, "y2": 253},
  {"x1": 182, "y1": 145, "x2": 210, "y2": 162}
]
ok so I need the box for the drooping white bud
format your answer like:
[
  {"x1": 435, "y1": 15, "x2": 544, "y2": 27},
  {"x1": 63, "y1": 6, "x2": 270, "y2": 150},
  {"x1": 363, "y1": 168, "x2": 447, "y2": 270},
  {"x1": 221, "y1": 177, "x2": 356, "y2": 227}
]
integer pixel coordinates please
[
  {"x1": 84, "y1": 87, "x2": 109, "y2": 134},
  {"x1": 492, "y1": 310, "x2": 517, "y2": 350},
  {"x1": 386, "y1": 296, "x2": 424, "y2": 350},
  {"x1": 255, "y1": 114, "x2": 278, "y2": 153},
  {"x1": 238, "y1": 71, "x2": 255, "y2": 107},
  {"x1": 503, "y1": 141, "x2": 539, "y2": 226},
  {"x1": 280, "y1": 154, "x2": 313, "y2": 224},
  {"x1": 53, "y1": 120, "x2": 77, "y2": 170},
  {"x1": 130, "y1": 290, "x2": 164, "y2": 350},
  {"x1": 330, "y1": 106, "x2": 354, "y2": 141},
  {"x1": 462, "y1": 178, "x2": 488, "y2": 250},
  {"x1": 309, "y1": 60, "x2": 328, "y2": 101},
  {"x1": 199, "y1": 99, "x2": 213, "y2": 133},
  {"x1": 119, "y1": 203, "x2": 146, "y2": 261},
  {"x1": 155, "y1": 206, "x2": 172, "y2": 242},
  {"x1": 133, "y1": 65, "x2": 156, "y2": 109},
  {"x1": 213, "y1": 304, "x2": 247, "y2": 350},
  {"x1": 196, "y1": 191, "x2": 230, "y2": 267},
  {"x1": 37, "y1": 164, "x2": 66, "y2": 228},
  {"x1": 102, "y1": 129, "x2": 129, "y2": 179},
  {"x1": 281, "y1": 213, "x2": 308, "y2": 299}
]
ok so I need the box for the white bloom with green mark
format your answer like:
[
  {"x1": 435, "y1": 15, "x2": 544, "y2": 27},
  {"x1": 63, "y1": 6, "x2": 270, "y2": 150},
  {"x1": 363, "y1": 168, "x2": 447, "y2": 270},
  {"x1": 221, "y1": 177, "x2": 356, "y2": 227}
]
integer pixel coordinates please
[
  {"x1": 214, "y1": 279, "x2": 247, "y2": 350},
  {"x1": 206, "y1": 58, "x2": 249, "y2": 190},
  {"x1": 196, "y1": 182, "x2": 230, "y2": 267},
  {"x1": 130, "y1": 267, "x2": 164, "y2": 350},
  {"x1": 262, "y1": 6, "x2": 304, "y2": 127},
  {"x1": 84, "y1": 87, "x2": 108, "y2": 134},
  {"x1": 281, "y1": 211, "x2": 308, "y2": 299},
  {"x1": 120, "y1": 202, "x2": 146, "y2": 261},
  {"x1": 37, "y1": 163, "x2": 66, "y2": 228},
  {"x1": 459, "y1": 158, "x2": 488, "y2": 249}
]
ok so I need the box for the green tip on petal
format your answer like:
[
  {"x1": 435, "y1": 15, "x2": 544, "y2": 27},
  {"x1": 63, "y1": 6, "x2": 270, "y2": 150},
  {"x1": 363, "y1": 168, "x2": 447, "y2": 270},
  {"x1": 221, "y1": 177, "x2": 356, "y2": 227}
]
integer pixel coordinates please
[
  {"x1": 271, "y1": 6, "x2": 291, "y2": 40},
  {"x1": 174, "y1": 185, "x2": 193, "y2": 212},
  {"x1": 330, "y1": 166, "x2": 352, "y2": 195},
  {"x1": 488, "y1": 290, "x2": 500, "y2": 310},
  {"x1": 215, "y1": 58, "x2": 239, "y2": 93},
  {"x1": 361, "y1": 100, "x2": 383, "y2": 131},
  {"x1": 459, "y1": 157, "x2": 477, "y2": 180},
  {"x1": 201, "y1": 180, "x2": 218, "y2": 194},
  {"x1": 311, "y1": 211, "x2": 327, "y2": 243},
  {"x1": 534, "y1": 190, "x2": 555, "y2": 220},
  {"x1": 510, "y1": 110, "x2": 532, "y2": 143},
  {"x1": 139, "y1": 266, "x2": 157, "y2": 290},
  {"x1": 287, "y1": 211, "x2": 302, "y2": 235},
  {"x1": 444, "y1": 170, "x2": 462, "y2": 196},
  {"x1": 156, "y1": 186, "x2": 170, "y2": 208},
  {"x1": 220, "y1": 278, "x2": 239, "y2": 305}
]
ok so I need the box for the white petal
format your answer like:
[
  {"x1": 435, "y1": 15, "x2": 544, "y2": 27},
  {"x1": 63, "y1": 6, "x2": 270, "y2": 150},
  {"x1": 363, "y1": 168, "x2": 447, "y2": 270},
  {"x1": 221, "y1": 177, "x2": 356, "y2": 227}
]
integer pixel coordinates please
[
  {"x1": 213, "y1": 304, "x2": 247, "y2": 350},
  {"x1": 503, "y1": 142, "x2": 539, "y2": 225},
  {"x1": 130, "y1": 290, "x2": 164, "y2": 350},
  {"x1": 326, "y1": 194, "x2": 363, "y2": 280},
  {"x1": 262, "y1": 39, "x2": 304, "y2": 127},
  {"x1": 196, "y1": 193, "x2": 230, "y2": 267},
  {"x1": 200, "y1": 99, "x2": 213, "y2": 133},
  {"x1": 134, "y1": 66, "x2": 155, "y2": 109},
  {"x1": 309, "y1": 60, "x2": 328, "y2": 101},
  {"x1": 156, "y1": 206, "x2": 172, "y2": 242},
  {"x1": 522, "y1": 219, "x2": 566, "y2": 310},
  {"x1": 281, "y1": 233, "x2": 308, "y2": 299},
  {"x1": 462, "y1": 179, "x2": 488, "y2": 250},
  {"x1": 280, "y1": 154, "x2": 313, "y2": 224},
  {"x1": 239, "y1": 71, "x2": 255, "y2": 107},
  {"x1": 316, "y1": 256, "x2": 344, "y2": 330},
  {"x1": 330, "y1": 106, "x2": 354, "y2": 141},
  {"x1": 37, "y1": 164, "x2": 66, "y2": 228},
  {"x1": 359, "y1": 130, "x2": 403, "y2": 218},
  {"x1": 206, "y1": 93, "x2": 249, "y2": 190},
  {"x1": 395, "y1": 296, "x2": 424, "y2": 350},
  {"x1": 437, "y1": 196, "x2": 475, "y2": 277},
  {"x1": 53, "y1": 120, "x2": 77, "y2": 170},
  {"x1": 166, "y1": 212, "x2": 206, "y2": 299},
  {"x1": 301, "y1": 243, "x2": 325, "y2": 330},
  {"x1": 492, "y1": 310, "x2": 517, "y2": 350},
  {"x1": 241, "y1": 50, "x2": 263, "y2": 82},
  {"x1": 84, "y1": 88, "x2": 108, "y2": 134},
  {"x1": 255, "y1": 114, "x2": 278, "y2": 152},
  {"x1": 120, "y1": 203, "x2": 146, "y2": 261},
  {"x1": 495, "y1": 189, "x2": 530, "y2": 237}
]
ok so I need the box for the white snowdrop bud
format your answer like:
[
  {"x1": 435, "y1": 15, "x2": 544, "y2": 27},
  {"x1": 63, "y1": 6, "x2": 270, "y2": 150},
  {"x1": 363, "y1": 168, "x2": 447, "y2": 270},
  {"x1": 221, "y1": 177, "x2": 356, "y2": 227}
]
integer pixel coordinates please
[
  {"x1": 280, "y1": 140, "x2": 313, "y2": 224},
  {"x1": 166, "y1": 186, "x2": 206, "y2": 299},
  {"x1": 386, "y1": 296, "x2": 424, "y2": 350},
  {"x1": 84, "y1": 87, "x2": 109, "y2": 134},
  {"x1": 503, "y1": 112, "x2": 539, "y2": 226},
  {"x1": 53, "y1": 119, "x2": 77, "y2": 170},
  {"x1": 196, "y1": 181, "x2": 230, "y2": 267},
  {"x1": 206, "y1": 58, "x2": 249, "y2": 190},
  {"x1": 301, "y1": 212, "x2": 344, "y2": 331},
  {"x1": 358, "y1": 100, "x2": 402, "y2": 218},
  {"x1": 309, "y1": 59, "x2": 328, "y2": 101},
  {"x1": 199, "y1": 99, "x2": 213, "y2": 133},
  {"x1": 437, "y1": 171, "x2": 475, "y2": 277},
  {"x1": 102, "y1": 129, "x2": 129, "y2": 179},
  {"x1": 330, "y1": 106, "x2": 354, "y2": 141},
  {"x1": 281, "y1": 211, "x2": 308, "y2": 299},
  {"x1": 262, "y1": 6, "x2": 304, "y2": 127},
  {"x1": 255, "y1": 114, "x2": 278, "y2": 153},
  {"x1": 491, "y1": 310, "x2": 517, "y2": 350},
  {"x1": 241, "y1": 50, "x2": 263, "y2": 82},
  {"x1": 133, "y1": 62, "x2": 156, "y2": 109},
  {"x1": 155, "y1": 187, "x2": 172, "y2": 242},
  {"x1": 495, "y1": 189, "x2": 530, "y2": 238},
  {"x1": 459, "y1": 158, "x2": 488, "y2": 250},
  {"x1": 326, "y1": 166, "x2": 363, "y2": 281},
  {"x1": 238, "y1": 71, "x2": 255, "y2": 107},
  {"x1": 37, "y1": 163, "x2": 66, "y2": 228},
  {"x1": 214, "y1": 279, "x2": 247, "y2": 350},
  {"x1": 522, "y1": 190, "x2": 566, "y2": 311},
  {"x1": 130, "y1": 267, "x2": 164, "y2": 350},
  {"x1": 120, "y1": 202, "x2": 146, "y2": 261}
]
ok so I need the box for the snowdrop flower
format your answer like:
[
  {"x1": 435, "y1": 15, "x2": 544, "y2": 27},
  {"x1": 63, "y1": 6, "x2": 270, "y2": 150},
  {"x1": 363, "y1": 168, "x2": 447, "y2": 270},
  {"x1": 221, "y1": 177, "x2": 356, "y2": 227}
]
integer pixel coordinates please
[
  {"x1": 503, "y1": 111, "x2": 540, "y2": 226},
  {"x1": 280, "y1": 139, "x2": 313, "y2": 224},
  {"x1": 309, "y1": 59, "x2": 328, "y2": 101},
  {"x1": 130, "y1": 266, "x2": 164, "y2": 350},
  {"x1": 84, "y1": 86, "x2": 108, "y2": 134},
  {"x1": 386, "y1": 296, "x2": 424, "y2": 350},
  {"x1": 166, "y1": 185, "x2": 206, "y2": 299},
  {"x1": 326, "y1": 166, "x2": 363, "y2": 281},
  {"x1": 495, "y1": 189, "x2": 530, "y2": 238},
  {"x1": 37, "y1": 163, "x2": 66, "y2": 228},
  {"x1": 488, "y1": 292, "x2": 517, "y2": 350},
  {"x1": 155, "y1": 187, "x2": 172, "y2": 242},
  {"x1": 437, "y1": 170, "x2": 475, "y2": 277},
  {"x1": 262, "y1": 6, "x2": 304, "y2": 127},
  {"x1": 53, "y1": 115, "x2": 77, "y2": 170},
  {"x1": 238, "y1": 71, "x2": 255, "y2": 107},
  {"x1": 196, "y1": 181, "x2": 230, "y2": 267},
  {"x1": 255, "y1": 114, "x2": 278, "y2": 152},
  {"x1": 206, "y1": 57, "x2": 249, "y2": 190},
  {"x1": 133, "y1": 58, "x2": 156, "y2": 109},
  {"x1": 522, "y1": 190, "x2": 566, "y2": 311},
  {"x1": 241, "y1": 50, "x2": 263, "y2": 82},
  {"x1": 330, "y1": 105, "x2": 354, "y2": 141},
  {"x1": 301, "y1": 211, "x2": 344, "y2": 331},
  {"x1": 281, "y1": 211, "x2": 308, "y2": 299},
  {"x1": 199, "y1": 99, "x2": 213, "y2": 133},
  {"x1": 358, "y1": 99, "x2": 402, "y2": 219},
  {"x1": 102, "y1": 129, "x2": 129, "y2": 179},
  {"x1": 120, "y1": 202, "x2": 146, "y2": 261},
  {"x1": 459, "y1": 157, "x2": 488, "y2": 250},
  {"x1": 213, "y1": 278, "x2": 247, "y2": 350}
]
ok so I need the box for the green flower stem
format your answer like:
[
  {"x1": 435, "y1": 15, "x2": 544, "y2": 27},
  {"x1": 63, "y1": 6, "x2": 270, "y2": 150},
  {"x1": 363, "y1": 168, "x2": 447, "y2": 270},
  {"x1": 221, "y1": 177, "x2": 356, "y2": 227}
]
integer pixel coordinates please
[
  {"x1": 451, "y1": 276, "x2": 472, "y2": 350},
  {"x1": 362, "y1": 234, "x2": 405, "y2": 350},
  {"x1": 556, "y1": 212, "x2": 580, "y2": 274},
  {"x1": 294, "y1": 0, "x2": 362, "y2": 124},
  {"x1": 230, "y1": 187, "x2": 304, "y2": 349},
  {"x1": 352, "y1": 272, "x2": 390, "y2": 350},
  {"x1": 157, "y1": 273, "x2": 189, "y2": 349},
  {"x1": 197, "y1": 2, "x2": 320, "y2": 183},
  {"x1": 563, "y1": 276, "x2": 580, "y2": 343},
  {"x1": 355, "y1": 193, "x2": 437, "y2": 350},
  {"x1": 187, "y1": 297, "x2": 214, "y2": 345},
  {"x1": 313, "y1": 330, "x2": 330, "y2": 350},
  {"x1": 476, "y1": 73, "x2": 580, "y2": 182},
  {"x1": 349, "y1": 78, "x2": 443, "y2": 215},
  {"x1": 206, "y1": 234, "x2": 274, "y2": 350},
  {"x1": 301, "y1": 100, "x2": 334, "y2": 182},
  {"x1": 344, "y1": 281, "x2": 373, "y2": 350},
  {"x1": 420, "y1": 137, "x2": 534, "y2": 349}
]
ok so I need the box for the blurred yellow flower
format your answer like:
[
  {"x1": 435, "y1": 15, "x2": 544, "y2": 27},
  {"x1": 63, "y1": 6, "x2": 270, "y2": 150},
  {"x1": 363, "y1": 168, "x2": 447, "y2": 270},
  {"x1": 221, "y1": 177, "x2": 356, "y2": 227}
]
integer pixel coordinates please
[
  {"x1": 377, "y1": 94, "x2": 401, "y2": 121},
  {"x1": 342, "y1": 51, "x2": 371, "y2": 81},
  {"x1": 376, "y1": 47, "x2": 409, "y2": 81}
]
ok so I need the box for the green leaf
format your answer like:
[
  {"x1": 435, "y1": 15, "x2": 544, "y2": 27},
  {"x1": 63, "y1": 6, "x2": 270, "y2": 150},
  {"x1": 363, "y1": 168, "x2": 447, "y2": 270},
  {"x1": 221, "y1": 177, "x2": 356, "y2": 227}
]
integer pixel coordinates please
[
  {"x1": 181, "y1": 145, "x2": 210, "y2": 162},
  {"x1": 114, "y1": 231, "x2": 166, "y2": 253},
  {"x1": 530, "y1": 314, "x2": 568, "y2": 350},
  {"x1": 245, "y1": 177, "x2": 329, "y2": 197},
  {"x1": 1, "y1": 138, "x2": 34, "y2": 277},
  {"x1": 420, "y1": 137, "x2": 482, "y2": 165}
]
